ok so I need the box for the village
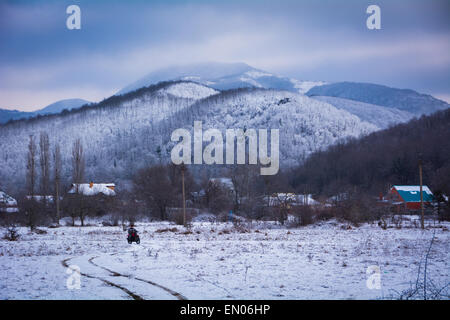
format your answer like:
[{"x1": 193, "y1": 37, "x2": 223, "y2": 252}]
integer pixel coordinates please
[{"x1": 1, "y1": 175, "x2": 447, "y2": 229}]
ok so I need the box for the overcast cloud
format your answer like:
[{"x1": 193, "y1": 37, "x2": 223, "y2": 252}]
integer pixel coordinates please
[{"x1": 0, "y1": 0, "x2": 449, "y2": 110}]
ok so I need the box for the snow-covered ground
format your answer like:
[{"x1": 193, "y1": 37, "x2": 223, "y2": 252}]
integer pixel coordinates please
[
  {"x1": 160, "y1": 82, "x2": 219, "y2": 99},
  {"x1": 0, "y1": 218, "x2": 448, "y2": 300}
]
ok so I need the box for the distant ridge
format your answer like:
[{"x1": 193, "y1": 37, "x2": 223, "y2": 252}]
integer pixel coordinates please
[
  {"x1": 0, "y1": 98, "x2": 91, "y2": 124},
  {"x1": 306, "y1": 82, "x2": 449, "y2": 116}
]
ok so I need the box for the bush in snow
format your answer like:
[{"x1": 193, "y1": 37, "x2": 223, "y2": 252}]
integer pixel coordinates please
[
  {"x1": 3, "y1": 225, "x2": 19, "y2": 241},
  {"x1": 168, "y1": 208, "x2": 193, "y2": 226},
  {"x1": 290, "y1": 205, "x2": 315, "y2": 227}
]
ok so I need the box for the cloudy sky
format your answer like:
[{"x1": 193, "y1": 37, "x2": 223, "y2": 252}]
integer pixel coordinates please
[{"x1": 0, "y1": 0, "x2": 449, "y2": 111}]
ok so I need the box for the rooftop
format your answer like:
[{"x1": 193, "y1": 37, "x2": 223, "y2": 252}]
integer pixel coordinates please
[{"x1": 392, "y1": 185, "x2": 434, "y2": 202}]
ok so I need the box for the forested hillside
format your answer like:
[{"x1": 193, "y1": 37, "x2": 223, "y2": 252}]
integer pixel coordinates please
[
  {"x1": 290, "y1": 108, "x2": 450, "y2": 197},
  {"x1": 0, "y1": 81, "x2": 375, "y2": 194},
  {"x1": 0, "y1": 81, "x2": 218, "y2": 192}
]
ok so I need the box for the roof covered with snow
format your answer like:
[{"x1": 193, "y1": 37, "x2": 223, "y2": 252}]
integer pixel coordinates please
[
  {"x1": 392, "y1": 185, "x2": 434, "y2": 202},
  {"x1": 0, "y1": 191, "x2": 17, "y2": 206},
  {"x1": 68, "y1": 183, "x2": 116, "y2": 196},
  {"x1": 265, "y1": 193, "x2": 320, "y2": 206}
]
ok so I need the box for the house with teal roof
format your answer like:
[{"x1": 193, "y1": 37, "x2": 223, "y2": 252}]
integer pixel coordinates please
[{"x1": 387, "y1": 185, "x2": 435, "y2": 210}]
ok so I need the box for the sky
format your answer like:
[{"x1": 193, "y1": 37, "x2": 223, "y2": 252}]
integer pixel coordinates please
[{"x1": 0, "y1": 0, "x2": 449, "y2": 111}]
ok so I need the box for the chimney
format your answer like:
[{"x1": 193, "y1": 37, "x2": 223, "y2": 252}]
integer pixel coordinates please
[{"x1": 89, "y1": 181, "x2": 94, "y2": 188}]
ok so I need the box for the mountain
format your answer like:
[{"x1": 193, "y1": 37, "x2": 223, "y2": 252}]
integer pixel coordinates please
[
  {"x1": 0, "y1": 98, "x2": 91, "y2": 124},
  {"x1": 311, "y1": 96, "x2": 416, "y2": 129},
  {"x1": 37, "y1": 98, "x2": 91, "y2": 115},
  {"x1": 120, "y1": 64, "x2": 447, "y2": 119},
  {"x1": 0, "y1": 81, "x2": 375, "y2": 192},
  {"x1": 0, "y1": 109, "x2": 32, "y2": 124},
  {"x1": 0, "y1": 81, "x2": 220, "y2": 190},
  {"x1": 165, "y1": 87, "x2": 377, "y2": 169},
  {"x1": 118, "y1": 62, "x2": 325, "y2": 95},
  {"x1": 306, "y1": 82, "x2": 449, "y2": 116}
]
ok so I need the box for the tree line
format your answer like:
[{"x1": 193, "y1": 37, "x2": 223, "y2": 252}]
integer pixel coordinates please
[{"x1": 9, "y1": 132, "x2": 126, "y2": 230}]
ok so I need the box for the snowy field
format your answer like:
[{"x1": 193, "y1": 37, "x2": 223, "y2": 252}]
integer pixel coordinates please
[{"x1": 0, "y1": 218, "x2": 449, "y2": 300}]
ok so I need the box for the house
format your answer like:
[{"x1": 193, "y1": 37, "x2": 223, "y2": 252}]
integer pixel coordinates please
[
  {"x1": 68, "y1": 182, "x2": 116, "y2": 196},
  {"x1": 0, "y1": 191, "x2": 19, "y2": 213},
  {"x1": 385, "y1": 185, "x2": 435, "y2": 210},
  {"x1": 326, "y1": 193, "x2": 349, "y2": 205},
  {"x1": 264, "y1": 193, "x2": 320, "y2": 207}
]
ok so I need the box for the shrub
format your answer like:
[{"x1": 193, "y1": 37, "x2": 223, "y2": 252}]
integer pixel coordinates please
[
  {"x1": 3, "y1": 225, "x2": 20, "y2": 241},
  {"x1": 290, "y1": 205, "x2": 315, "y2": 226},
  {"x1": 34, "y1": 228, "x2": 47, "y2": 234},
  {"x1": 315, "y1": 207, "x2": 335, "y2": 221},
  {"x1": 232, "y1": 219, "x2": 250, "y2": 233},
  {"x1": 155, "y1": 227, "x2": 178, "y2": 233},
  {"x1": 332, "y1": 196, "x2": 385, "y2": 225},
  {"x1": 378, "y1": 218, "x2": 387, "y2": 230},
  {"x1": 168, "y1": 209, "x2": 193, "y2": 225},
  {"x1": 438, "y1": 201, "x2": 450, "y2": 222}
]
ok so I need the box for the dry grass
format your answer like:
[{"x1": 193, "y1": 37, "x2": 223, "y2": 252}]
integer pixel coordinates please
[{"x1": 155, "y1": 227, "x2": 179, "y2": 233}]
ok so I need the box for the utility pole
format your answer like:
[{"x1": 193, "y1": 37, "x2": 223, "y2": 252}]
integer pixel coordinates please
[
  {"x1": 419, "y1": 155, "x2": 424, "y2": 229},
  {"x1": 181, "y1": 162, "x2": 186, "y2": 227}
]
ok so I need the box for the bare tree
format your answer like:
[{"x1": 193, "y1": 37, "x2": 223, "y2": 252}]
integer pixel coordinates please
[
  {"x1": 204, "y1": 179, "x2": 234, "y2": 215},
  {"x1": 26, "y1": 135, "x2": 37, "y2": 197},
  {"x1": 25, "y1": 135, "x2": 37, "y2": 230},
  {"x1": 72, "y1": 138, "x2": 85, "y2": 185},
  {"x1": 72, "y1": 138, "x2": 86, "y2": 226},
  {"x1": 53, "y1": 143, "x2": 62, "y2": 224},
  {"x1": 230, "y1": 165, "x2": 261, "y2": 215},
  {"x1": 133, "y1": 165, "x2": 175, "y2": 220},
  {"x1": 39, "y1": 132, "x2": 50, "y2": 209},
  {"x1": 274, "y1": 193, "x2": 294, "y2": 225}
]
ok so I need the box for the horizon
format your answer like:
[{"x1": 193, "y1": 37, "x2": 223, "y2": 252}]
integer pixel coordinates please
[
  {"x1": 1, "y1": 0, "x2": 449, "y2": 111},
  {"x1": 3, "y1": 68, "x2": 450, "y2": 113}
]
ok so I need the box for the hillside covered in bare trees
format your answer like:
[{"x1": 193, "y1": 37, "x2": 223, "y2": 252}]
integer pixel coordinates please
[{"x1": 289, "y1": 108, "x2": 450, "y2": 198}]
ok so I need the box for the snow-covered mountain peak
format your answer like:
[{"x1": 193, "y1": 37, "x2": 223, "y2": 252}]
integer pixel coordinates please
[{"x1": 117, "y1": 62, "x2": 324, "y2": 95}]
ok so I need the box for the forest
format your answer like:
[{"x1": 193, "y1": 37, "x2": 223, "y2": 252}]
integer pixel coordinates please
[{"x1": 289, "y1": 108, "x2": 450, "y2": 198}]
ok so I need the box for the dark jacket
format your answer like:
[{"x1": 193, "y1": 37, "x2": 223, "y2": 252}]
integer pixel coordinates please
[{"x1": 128, "y1": 227, "x2": 138, "y2": 236}]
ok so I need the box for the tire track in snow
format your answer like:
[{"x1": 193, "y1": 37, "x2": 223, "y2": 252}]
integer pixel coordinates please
[
  {"x1": 61, "y1": 257, "x2": 143, "y2": 300},
  {"x1": 88, "y1": 255, "x2": 187, "y2": 300}
]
